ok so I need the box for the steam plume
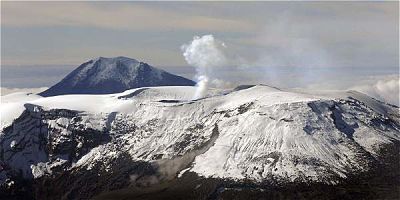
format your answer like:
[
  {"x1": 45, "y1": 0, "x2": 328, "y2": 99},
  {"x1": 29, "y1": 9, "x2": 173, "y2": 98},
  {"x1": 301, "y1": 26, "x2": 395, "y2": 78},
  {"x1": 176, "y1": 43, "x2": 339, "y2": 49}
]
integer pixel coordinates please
[
  {"x1": 181, "y1": 35, "x2": 228, "y2": 99},
  {"x1": 351, "y1": 75, "x2": 400, "y2": 106}
]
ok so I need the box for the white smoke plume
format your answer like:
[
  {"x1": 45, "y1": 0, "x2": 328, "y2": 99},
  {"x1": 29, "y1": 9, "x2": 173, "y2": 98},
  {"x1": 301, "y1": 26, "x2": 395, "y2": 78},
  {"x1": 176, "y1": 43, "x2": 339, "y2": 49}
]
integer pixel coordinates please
[
  {"x1": 351, "y1": 75, "x2": 400, "y2": 106},
  {"x1": 181, "y1": 35, "x2": 230, "y2": 99},
  {"x1": 249, "y1": 14, "x2": 335, "y2": 89}
]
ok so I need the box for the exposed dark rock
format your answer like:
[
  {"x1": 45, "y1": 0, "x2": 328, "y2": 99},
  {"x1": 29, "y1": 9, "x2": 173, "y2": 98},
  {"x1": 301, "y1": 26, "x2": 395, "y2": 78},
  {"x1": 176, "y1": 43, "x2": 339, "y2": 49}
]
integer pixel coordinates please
[{"x1": 93, "y1": 140, "x2": 400, "y2": 200}]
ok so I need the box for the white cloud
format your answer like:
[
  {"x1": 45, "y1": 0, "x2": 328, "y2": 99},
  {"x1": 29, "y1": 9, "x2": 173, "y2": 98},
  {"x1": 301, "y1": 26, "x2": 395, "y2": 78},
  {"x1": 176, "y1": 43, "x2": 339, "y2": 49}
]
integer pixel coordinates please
[
  {"x1": 1, "y1": 87, "x2": 48, "y2": 96},
  {"x1": 351, "y1": 76, "x2": 399, "y2": 106}
]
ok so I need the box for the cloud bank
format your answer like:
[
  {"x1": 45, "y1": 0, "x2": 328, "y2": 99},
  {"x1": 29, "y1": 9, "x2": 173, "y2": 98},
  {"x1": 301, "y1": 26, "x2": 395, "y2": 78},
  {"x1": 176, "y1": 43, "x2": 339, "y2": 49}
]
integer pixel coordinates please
[
  {"x1": 1, "y1": 87, "x2": 48, "y2": 96},
  {"x1": 2, "y1": 2, "x2": 255, "y2": 33},
  {"x1": 2, "y1": 2, "x2": 397, "y2": 68}
]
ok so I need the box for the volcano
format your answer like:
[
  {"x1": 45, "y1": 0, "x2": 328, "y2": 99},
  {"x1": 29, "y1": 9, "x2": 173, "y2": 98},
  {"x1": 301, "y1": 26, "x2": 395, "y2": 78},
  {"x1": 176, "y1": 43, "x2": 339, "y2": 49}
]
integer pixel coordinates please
[
  {"x1": 39, "y1": 56, "x2": 196, "y2": 97},
  {"x1": 1, "y1": 85, "x2": 399, "y2": 199}
]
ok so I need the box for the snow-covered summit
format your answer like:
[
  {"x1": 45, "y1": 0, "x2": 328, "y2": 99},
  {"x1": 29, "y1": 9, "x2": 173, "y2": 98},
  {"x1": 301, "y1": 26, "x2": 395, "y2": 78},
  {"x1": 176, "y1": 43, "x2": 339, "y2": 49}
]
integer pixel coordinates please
[
  {"x1": 39, "y1": 56, "x2": 196, "y2": 97},
  {"x1": 0, "y1": 85, "x2": 399, "y2": 198}
]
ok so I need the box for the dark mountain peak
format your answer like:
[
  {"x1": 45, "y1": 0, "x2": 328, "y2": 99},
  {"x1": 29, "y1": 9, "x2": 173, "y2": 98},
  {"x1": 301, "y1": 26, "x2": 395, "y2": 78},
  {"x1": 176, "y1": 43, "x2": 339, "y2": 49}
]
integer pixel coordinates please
[{"x1": 39, "y1": 57, "x2": 196, "y2": 97}]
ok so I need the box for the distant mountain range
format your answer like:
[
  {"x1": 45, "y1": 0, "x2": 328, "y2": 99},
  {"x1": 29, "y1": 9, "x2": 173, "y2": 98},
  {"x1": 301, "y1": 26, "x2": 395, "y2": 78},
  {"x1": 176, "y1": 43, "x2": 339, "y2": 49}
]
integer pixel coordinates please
[{"x1": 39, "y1": 56, "x2": 196, "y2": 96}]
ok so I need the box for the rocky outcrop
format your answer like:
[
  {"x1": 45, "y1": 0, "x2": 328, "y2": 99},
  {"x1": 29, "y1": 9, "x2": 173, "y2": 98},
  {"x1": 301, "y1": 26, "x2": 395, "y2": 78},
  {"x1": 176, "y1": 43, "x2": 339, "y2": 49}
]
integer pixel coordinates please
[{"x1": 1, "y1": 85, "x2": 399, "y2": 199}]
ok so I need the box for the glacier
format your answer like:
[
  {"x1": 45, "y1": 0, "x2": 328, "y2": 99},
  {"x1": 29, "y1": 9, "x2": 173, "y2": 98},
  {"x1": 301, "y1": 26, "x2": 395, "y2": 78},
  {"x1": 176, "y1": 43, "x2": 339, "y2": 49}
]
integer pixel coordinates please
[{"x1": 0, "y1": 85, "x2": 399, "y2": 199}]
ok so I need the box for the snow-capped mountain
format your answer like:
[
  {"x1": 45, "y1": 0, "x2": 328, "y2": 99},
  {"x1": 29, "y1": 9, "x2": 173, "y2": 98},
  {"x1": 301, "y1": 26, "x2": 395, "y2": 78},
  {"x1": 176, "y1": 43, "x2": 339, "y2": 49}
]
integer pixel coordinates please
[
  {"x1": 39, "y1": 56, "x2": 196, "y2": 97},
  {"x1": 1, "y1": 85, "x2": 399, "y2": 199}
]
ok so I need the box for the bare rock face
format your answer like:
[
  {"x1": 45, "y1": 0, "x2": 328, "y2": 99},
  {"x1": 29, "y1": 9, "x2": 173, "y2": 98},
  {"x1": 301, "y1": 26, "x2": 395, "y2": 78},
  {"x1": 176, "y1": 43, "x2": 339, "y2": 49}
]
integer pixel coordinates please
[
  {"x1": 39, "y1": 56, "x2": 196, "y2": 97},
  {"x1": 1, "y1": 85, "x2": 399, "y2": 199}
]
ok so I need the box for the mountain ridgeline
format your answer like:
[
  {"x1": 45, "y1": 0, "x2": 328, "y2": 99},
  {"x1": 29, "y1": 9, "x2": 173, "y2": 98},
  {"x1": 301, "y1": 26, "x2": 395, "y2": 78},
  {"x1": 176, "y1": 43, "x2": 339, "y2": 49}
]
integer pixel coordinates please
[
  {"x1": 39, "y1": 56, "x2": 196, "y2": 97},
  {"x1": 1, "y1": 56, "x2": 399, "y2": 199},
  {"x1": 1, "y1": 85, "x2": 399, "y2": 199}
]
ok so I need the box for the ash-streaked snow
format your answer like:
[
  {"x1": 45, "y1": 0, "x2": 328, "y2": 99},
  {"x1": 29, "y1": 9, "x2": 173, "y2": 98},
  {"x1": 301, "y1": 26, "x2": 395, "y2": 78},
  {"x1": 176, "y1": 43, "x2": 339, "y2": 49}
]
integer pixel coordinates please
[{"x1": 0, "y1": 85, "x2": 399, "y2": 185}]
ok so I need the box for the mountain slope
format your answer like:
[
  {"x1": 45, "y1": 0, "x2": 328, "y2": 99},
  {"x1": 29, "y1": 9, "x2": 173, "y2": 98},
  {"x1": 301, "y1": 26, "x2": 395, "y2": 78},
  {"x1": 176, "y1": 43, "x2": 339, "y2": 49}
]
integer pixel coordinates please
[
  {"x1": 1, "y1": 85, "x2": 399, "y2": 199},
  {"x1": 39, "y1": 56, "x2": 196, "y2": 97}
]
